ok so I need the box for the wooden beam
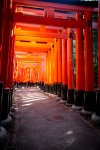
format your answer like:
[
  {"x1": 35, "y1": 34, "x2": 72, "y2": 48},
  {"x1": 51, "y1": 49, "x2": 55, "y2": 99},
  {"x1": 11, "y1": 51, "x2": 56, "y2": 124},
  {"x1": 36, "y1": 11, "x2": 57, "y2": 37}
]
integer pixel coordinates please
[
  {"x1": 15, "y1": 46, "x2": 49, "y2": 53},
  {"x1": 15, "y1": 36, "x2": 55, "y2": 42},
  {"x1": 16, "y1": 7, "x2": 76, "y2": 19},
  {"x1": 13, "y1": 0, "x2": 98, "y2": 12},
  {"x1": 15, "y1": 41, "x2": 51, "y2": 48},
  {"x1": 16, "y1": 24, "x2": 59, "y2": 33},
  {"x1": 17, "y1": 57, "x2": 43, "y2": 61},
  {"x1": 15, "y1": 28, "x2": 67, "y2": 39},
  {"x1": 13, "y1": 12, "x2": 86, "y2": 28}
]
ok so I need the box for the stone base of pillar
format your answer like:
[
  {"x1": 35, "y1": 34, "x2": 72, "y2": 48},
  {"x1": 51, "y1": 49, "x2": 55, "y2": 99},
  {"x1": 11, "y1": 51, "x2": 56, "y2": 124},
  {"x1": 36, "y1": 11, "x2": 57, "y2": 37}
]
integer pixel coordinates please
[
  {"x1": 50, "y1": 84, "x2": 53, "y2": 94},
  {"x1": 72, "y1": 105, "x2": 83, "y2": 111},
  {"x1": 10, "y1": 106, "x2": 15, "y2": 113},
  {"x1": 40, "y1": 81, "x2": 44, "y2": 91},
  {"x1": 1, "y1": 115, "x2": 13, "y2": 130},
  {"x1": 61, "y1": 84, "x2": 68, "y2": 100},
  {"x1": 67, "y1": 89, "x2": 74, "y2": 104},
  {"x1": 65, "y1": 103, "x2": 73, "y2": 107},
  {"x1": 48, "y1": 85, "x2": 51, "y2": 93},
  {"x1": 8, "y1": 111, "x2": 15, "y2": 120},
  {"x1": 59, "y1": 100, "x2": 67, "y2": 105},
  {"x1": 44, "y1": 84, "x2": 49, "y2": 92},
  {"x1": 81, "y1": 109, "x2": 94, "y2": 117},
  {"x1": 53, "y1": 83, "x2": 57, "y2": 95},
  {"x1": 91, "y1": 113, "x2": 100, "y2": 125},
  {"x1": 84, "y1": 91, "x2": 96, "y2": 112},
  {"x1": 74, "y1": 90, "x2": 84, "y2": 107},
  {"x1": 96, "y1": 90, "x2": 100, "y2": 116},
  {"x1": 0, "y1": 126, "x2": 7, "y2": 149},
  {"x1": 57, "y1": 83, "x2": 62, "y2": 97},
  {"x1": 9, "y1": 106, "x2": 15, "y2": 119}
]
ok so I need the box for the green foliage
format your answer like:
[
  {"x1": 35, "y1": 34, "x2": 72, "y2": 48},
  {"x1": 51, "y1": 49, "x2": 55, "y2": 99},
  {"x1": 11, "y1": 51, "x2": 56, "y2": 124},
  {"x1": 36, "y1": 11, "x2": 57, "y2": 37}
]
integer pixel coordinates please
[{"x1": 92, "y1": 29, "x2": 98, "y2": 87}]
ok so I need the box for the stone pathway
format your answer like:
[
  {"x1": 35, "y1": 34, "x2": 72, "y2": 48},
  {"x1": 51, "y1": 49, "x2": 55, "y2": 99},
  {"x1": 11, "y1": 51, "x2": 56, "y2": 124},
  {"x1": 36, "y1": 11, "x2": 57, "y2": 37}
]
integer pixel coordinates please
[{"x1": 7, "y1": 87, "x2": 100, "y2": 150}]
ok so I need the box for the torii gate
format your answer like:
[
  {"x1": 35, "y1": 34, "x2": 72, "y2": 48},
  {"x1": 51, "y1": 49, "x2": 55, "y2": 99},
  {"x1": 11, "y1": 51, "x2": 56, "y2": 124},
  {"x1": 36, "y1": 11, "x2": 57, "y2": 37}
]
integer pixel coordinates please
[{"x1": 0, "y1": 0, "x2": 100, "y2": 123}]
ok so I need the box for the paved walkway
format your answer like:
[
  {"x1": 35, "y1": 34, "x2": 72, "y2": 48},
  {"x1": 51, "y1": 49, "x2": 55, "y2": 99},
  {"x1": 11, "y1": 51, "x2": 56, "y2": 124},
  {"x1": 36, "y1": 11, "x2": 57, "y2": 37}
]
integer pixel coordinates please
[{"x1": 8, "y1": 87, "x2": 100, "y2": 150}]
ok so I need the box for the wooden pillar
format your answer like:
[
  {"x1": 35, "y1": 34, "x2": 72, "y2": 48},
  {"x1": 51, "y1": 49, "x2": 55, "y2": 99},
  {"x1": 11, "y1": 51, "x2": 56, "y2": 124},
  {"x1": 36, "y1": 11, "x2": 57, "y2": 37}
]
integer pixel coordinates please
[
  {"x1": 0, "y1": 1, "x2": 4, "y2": 74},
  {"x1": 50, "y1": 45, "x2": 54, "y2": 94},
  {"x1": 46, "y1": 53, "x2": 48, "y2": 85},
  {"x1": 61, "y1": 37, "x2": 68, "y2": 101},
  {"x1": 7, "y1": 5, "x2": 16, "y2": 89},
  {"x1": 41, "y1": 60, "x2": 45, "y2": 91},
  {"x1": 74, "y1": 12, "x2": 85, "y2": 108},
  {"x1": 45, "y1": 52, "x2": 49, "y2": 92},
  {"x1": 7, "y1": 28, "x2": 15, "y2": 89},
  {"x1": 53, "y1": 39, "x2": 58, "y2": 95},
  {"x1": 48, "y1": 49, "x2": 51, "y2": 93},
  {"x1": 83, "y1": 11, "x2": 96, "y2": 113},
  {"x1": 43, "y1": 54, "x2": 46, "y2": 85},
  {"x1": 0, "y1": 0, "x2": 3, "y2": 51},
  {"x1": 67, "y1": 28, "x2": 74, "y2": 104},
  {"x1": 0, "y1": 0, "x2": 12, "y2": 88},
  {"x1": 57, "y1": 38, "x2": 62, "y2": 97},
  {"x1": 41, "y1": 61, "x2": 44, "y2": 82}
]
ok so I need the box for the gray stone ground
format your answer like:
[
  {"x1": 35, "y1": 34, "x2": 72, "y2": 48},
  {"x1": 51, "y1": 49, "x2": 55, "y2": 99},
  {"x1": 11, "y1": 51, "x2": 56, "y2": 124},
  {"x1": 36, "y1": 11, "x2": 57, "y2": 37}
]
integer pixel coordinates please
[{"x1": 7, "y1": 87, "x2": 100, "y2": 150}]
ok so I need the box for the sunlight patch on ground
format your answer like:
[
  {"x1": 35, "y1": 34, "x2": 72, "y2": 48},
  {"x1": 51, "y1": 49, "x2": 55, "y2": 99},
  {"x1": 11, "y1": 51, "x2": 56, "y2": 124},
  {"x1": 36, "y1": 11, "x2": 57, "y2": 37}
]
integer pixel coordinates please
[
  {"x1": 14, "y1": 89, "x2": 50, "y2": 109},
  {"x1": 15, "y1": 107, "x2": 19, "y2": 110},
  {"x1": 22, "y1": 103, "x2": 33, "y2": 107},
  {"x1": 21, "y1": 97, "x2": 34, "y2": 100},
  {"x1": 22, "y1": 99, "x2": 35, "y2": 103},
  {"x1": 65, "y1": 130, "x2": 73, "y2": 135},
  {"x1": 20, "y1": 93, "x2": 49, "y2": 105}
]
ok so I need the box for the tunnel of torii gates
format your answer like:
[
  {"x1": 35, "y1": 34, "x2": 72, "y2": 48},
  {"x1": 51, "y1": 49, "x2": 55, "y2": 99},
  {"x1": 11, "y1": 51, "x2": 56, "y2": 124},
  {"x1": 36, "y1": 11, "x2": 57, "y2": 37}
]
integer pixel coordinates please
[{"x1": 1, "y1": 0, "x2": 100, "y2": 118}]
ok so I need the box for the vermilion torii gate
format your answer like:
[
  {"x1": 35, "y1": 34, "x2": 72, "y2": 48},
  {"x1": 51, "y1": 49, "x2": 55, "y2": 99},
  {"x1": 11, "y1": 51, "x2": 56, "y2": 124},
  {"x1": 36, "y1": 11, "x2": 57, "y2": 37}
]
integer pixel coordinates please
[{"x1": 0, "y1": 1, "x2": 100, "y2": 144}]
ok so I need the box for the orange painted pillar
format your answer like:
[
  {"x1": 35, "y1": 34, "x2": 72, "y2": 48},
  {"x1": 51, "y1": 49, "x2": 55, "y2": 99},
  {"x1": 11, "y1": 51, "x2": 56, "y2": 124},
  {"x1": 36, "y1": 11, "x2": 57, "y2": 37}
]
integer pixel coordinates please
[
  {"x1": 61, "y1": 37, "x2": 68, "y2": 101},
  {"x1": 7, "y1": 5, "x2": 16, "y2": 89},
  {"x1": 83, "y1": 11, "x2": 96, "y2": 113},
  {"x1": 73, "y1": 12, "x2": 85, "y2": 108},
  {"x1": 38, "y1": 64, "x2": 41, "y2": 84},
  {"x1": 57, "y1": 38, "x2": 62, "y2": 97},
  {"x1": 0, "y1": 0, "x2": 3, "y2": 50},
  {"x1": 67, "y1": 28, "x2": 74, "y2": 104},
  {"x1": 41, "y1": 60, "x2": 45, "y2": 90},
  {"x1": 46, "y1": 53, "x2": 48, "y2": 84},
  {"x1": 0, "y1": 0, "x2": 12, "y2": 88},
  {"x1": 53, "y1": 39, "x2": 58, "y2": 95},
  {"x1": 43, "y1": 54, "x2": 46, "y2": 85},
  {"x1": 7, "y1": 29, "x2": 15, "y2": 89},
  {"x1": 34, "y1": 69, "x2": 37, "y2": 83},
  {"x1": 45, "y1": 52, "x2": 49, "y2": 92},
  {"x1": 32, "y1": 69, "x2": 35, "y2": 83},
  {"x1": 48, "y1": 48, "x2": 52, "y2": 93},
  {"x1": 0, "y1": 0, "x2": 4, "y2": 73},
  {"x1": 50, "y1": 45, "x2": 54, "y2": 94},
  {"x1": 40, "y1": 61, "x2": 43, "y2": 82},
  {"x1": 48, "y1": 49, "x2": 51, "y2": 93}
]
